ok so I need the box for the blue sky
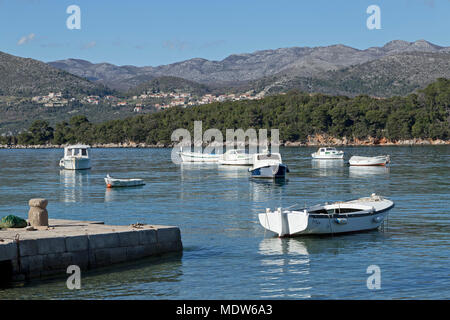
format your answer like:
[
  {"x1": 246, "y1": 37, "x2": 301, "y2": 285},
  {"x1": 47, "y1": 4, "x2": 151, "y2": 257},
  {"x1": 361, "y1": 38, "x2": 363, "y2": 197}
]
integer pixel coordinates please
[{"x1": 0, "y1": 0, "x2": 449, "y2": 66}]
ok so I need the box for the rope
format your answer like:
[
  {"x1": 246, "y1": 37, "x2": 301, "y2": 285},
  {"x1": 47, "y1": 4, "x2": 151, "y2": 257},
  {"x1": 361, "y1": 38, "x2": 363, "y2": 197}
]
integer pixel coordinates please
[
  {"x1": 284, "y1": 203, "x2": 299, "y2": 210},
  {"x1": 327, "y1": 213, "x2": 333, "y2": 236}
]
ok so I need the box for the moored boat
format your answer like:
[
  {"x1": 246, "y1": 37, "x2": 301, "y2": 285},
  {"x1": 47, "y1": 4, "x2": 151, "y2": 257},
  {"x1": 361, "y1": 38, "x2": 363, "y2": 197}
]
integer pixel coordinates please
[
  {"x1": 59, "y1": 145, "x2": 91, "y2": 170},
  {"x1": 218, "y1": 149, "x2": 253, "y2": 166},
  {"x1": 258, "y1": 193, "x2": 394, "y2": 237},
  {"x1": 311, "y1": 147, "x2": 344, "y2": 159},
  {"x1": 178, "y1": 148, "x2": 221, "y2": 163},
  {"x1": 104, "y1": 174, "x2": 145, "y2": 188},
  {"x1": 349, "y1": 155, "x2": 390, "y2": 166},
  {"x1": 248, "y1": 151, "x2": 289, "y2": 178}
]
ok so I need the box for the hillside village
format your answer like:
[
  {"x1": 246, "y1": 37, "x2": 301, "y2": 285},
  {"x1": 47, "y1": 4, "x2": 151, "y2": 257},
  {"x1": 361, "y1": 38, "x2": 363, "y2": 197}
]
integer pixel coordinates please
[{"x1": 30, "y1": 90, "x2": 268, "y2": 113}]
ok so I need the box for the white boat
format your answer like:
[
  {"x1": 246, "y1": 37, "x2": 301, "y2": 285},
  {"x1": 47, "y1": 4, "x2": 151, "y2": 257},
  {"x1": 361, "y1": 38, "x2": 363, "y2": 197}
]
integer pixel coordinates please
[
  {"x1": 248, "y1": 151, "x2": 289, "y2": 178},
  {"x1": 258, "y1": 193, "x2": 394, "y2": 237},
  {"x1": 104, "y1": 174, "x2": 145, "y2": 188},
  {"x1": 218, "y1": 149, "x2": 253, "y2": 166},
  {"x1": 311, "y1": 147, "x2": 344, "y2": 159},
  {"x1": 59, "y1": 145, "x2": 91, "y2": 170},
  {"x1": 349, "y1": 155, "x2": 390, "y2": 166},
  {"x1": 178, "y1": 148, "x2": 221, "y2": 163}
]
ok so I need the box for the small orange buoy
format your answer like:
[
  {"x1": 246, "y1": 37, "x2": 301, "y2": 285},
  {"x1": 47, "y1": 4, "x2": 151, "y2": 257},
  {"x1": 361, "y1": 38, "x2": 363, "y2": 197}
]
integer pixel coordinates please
[{"x1": 107, "y1": 184, "x2": 112, "y2": 188}]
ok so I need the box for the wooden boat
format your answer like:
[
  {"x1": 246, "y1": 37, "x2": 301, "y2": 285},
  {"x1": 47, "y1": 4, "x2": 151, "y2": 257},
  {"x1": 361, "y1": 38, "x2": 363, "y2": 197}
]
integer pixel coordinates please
[
  {"x1": 104, "y1": 174, "x2": 145, "y2": 188},
  {"x1": 248, "y1": 151, "x2": 289, "y2": 178},
  {"x1": 349, "y1": 155, "x2": 390, "y2": 166},
  {"x1": 311, "y1": 147, "x2": 344, "y2": 159},
  {"x1": 59, "y1": 145, "x2": 91, "y2": 170},
  {"x1": 258, "y1": 194, "x2": 394, "y2": 237},
  {"x1": 218, "y1": 149, "x2": 253, "y2": 166}
]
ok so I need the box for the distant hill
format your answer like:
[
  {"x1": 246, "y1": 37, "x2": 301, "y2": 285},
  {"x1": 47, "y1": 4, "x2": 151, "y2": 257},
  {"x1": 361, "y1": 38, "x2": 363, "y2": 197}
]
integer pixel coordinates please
[
  {"x1": 249, "y1": 52, "x2": 450, "y2": 97},
  {"x1": 48, "y1": 40, "x2": 450, "y2": 93},
  {"x1": 127, "y1": 76, "x2": 211, "y2": 97},
  {"x1": 0, "y1": 52, "x2": 113, "y2": 97}
]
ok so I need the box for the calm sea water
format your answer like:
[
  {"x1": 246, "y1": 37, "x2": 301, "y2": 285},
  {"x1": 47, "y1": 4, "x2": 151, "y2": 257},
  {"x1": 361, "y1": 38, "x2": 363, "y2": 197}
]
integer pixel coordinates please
[{"x1": 0, "y1": 146, "x2": 448, "y2": 299}]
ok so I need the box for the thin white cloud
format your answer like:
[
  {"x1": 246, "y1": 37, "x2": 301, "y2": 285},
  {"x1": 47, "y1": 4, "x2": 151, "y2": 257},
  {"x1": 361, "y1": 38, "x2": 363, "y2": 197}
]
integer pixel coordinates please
[
  {"x1": 82, "y1": 41, "x2": 97, "y2": 49},
  {"x1": 163, "y1": 40, "x2": 190, "y2": 51},
  {"x1": 17, "y1": 33, "x2": 36, "y2": 46}
]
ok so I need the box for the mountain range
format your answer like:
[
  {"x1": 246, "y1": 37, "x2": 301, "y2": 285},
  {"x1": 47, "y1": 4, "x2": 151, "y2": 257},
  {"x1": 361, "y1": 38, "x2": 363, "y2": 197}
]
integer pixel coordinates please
[
  {"x1": 48, "y1": 39, "x2": 450, "y2": 96},
  {"x1": 0, "y1": 39, "x2": 450, "y2": 134}
]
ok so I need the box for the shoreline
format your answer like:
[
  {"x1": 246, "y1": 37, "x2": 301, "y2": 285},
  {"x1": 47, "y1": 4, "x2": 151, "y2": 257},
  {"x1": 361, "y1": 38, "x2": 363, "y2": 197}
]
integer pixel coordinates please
[{"x1": 1, "y1": 138, "x2": 449, "y2": 149}]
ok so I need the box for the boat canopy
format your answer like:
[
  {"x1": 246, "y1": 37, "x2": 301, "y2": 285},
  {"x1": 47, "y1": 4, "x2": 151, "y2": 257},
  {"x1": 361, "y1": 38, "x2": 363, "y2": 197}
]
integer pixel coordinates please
[
  {"x1": 257, "y1": 153, "x2": 281, "y2": 161},
  {"x1": 225, "y1": 149, "x2": 247, "y2": 154},
  {"x1": 319, "y1": 147, "x2": 337, "y2": 152},
  {"x1": 64, "y1": 144, "x2": 90, "y2": 157}
]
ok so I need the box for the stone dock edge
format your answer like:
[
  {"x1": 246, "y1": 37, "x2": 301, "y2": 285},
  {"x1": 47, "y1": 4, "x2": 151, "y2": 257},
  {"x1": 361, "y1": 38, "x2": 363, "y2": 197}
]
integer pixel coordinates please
[{"x1": 0, "y1": 219, "x2": 182, "y2": 282}]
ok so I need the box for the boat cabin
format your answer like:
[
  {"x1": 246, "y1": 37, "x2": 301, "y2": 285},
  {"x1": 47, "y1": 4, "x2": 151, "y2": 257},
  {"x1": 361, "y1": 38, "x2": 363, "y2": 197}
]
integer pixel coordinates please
[
  {"x1": 225, "y1": 149, "x2": 246, "y2": 155},
  {"x1": 64, "y1": 145, "x2": 90, "y2": 158},
  {"x1": 257, "y1": 153, "x2": 281, "y2": 161},
  {"x1": 252, "y1": 152, "x2": 282, "y2": 166},
  {"x1": 318, "y1": 147, "x2": 337, "y2": 153}
]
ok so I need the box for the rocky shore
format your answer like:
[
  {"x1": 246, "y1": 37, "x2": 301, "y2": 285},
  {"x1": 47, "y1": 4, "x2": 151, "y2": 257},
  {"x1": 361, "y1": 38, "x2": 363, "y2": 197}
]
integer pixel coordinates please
[
  {"x1": 1, "y1": 135, "x2": 448, "y2": 149},
  {"x1": 283, "y1": 135, "x2": 450, "y2": 146}
]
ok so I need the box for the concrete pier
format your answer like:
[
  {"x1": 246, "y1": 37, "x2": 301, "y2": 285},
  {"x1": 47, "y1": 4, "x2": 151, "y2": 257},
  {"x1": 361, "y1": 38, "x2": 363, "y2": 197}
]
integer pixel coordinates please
[{"x1": 0, "y1": 219, "x2": 182, "y2": 282}]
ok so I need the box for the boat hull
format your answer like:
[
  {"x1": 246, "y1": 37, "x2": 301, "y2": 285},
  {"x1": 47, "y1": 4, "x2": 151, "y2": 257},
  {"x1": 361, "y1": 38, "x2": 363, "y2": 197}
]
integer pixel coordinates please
[
  {"x1": 219, "y1": 158, "x2": 252, "y2": 166},
  {"x1": 349, "y1": 156, "x2": 389, "y2": 166},
  {"x1": 258, "y1": 197, "x2": 394, "y2": 236},
  {"x1": 311, "y1": 153, "x2": 344, "y2": 159},
  {"x1": 60, "y1": 158, "x2": 91, "y2": 170},
  {"x1": 180, "y1": 152, "x2": 220, "y2": 163},
  {"x1": 250, "y1": 164, "x2": 288, "y2": 178},
  {"x1": 105, "y1": 178, "x2": 145, "y2": 188}
]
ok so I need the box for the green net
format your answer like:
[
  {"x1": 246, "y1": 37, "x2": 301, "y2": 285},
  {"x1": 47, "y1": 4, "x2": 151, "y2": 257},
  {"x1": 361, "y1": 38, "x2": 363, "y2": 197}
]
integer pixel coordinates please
[{"x1": 0, "y1": 215, "x2": 27, "y2": 228}]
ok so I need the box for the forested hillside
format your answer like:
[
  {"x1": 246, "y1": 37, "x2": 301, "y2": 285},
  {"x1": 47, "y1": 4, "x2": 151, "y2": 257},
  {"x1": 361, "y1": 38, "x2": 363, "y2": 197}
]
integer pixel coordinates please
[{"x1": 3, "y1": 78, "x2": 449, "y2": 146}]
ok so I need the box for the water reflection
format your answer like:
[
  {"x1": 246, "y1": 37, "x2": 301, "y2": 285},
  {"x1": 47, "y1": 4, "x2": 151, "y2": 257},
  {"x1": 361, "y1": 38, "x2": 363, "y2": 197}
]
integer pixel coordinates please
[
  {"x1": 311, "y1": 159, "x2": 346, "y2": 177},
  {"x1": 180, "y1": 162, "x2": 218, "y2": 170},
  {"x1": 249, "y1": 179, "x2": 287, "y2": 202},
  {"x1": 179, "y1": 163, "x2": 218, "y2": 181},
  {"x1": 104, "y1": 185, "x2": 146, "y2": 202},
  {"x1": 59, "y1": 169, "x2": 91, "y2": 203},
  {"x1": 217, "y1": 165, "x2": 250, "y2": 179},
  {"x1": 258, "y1": 238, "x2": 311, "y2": 298},
  {"x1": 349, "y1": 166, "x2": 390, "y2": 177}
]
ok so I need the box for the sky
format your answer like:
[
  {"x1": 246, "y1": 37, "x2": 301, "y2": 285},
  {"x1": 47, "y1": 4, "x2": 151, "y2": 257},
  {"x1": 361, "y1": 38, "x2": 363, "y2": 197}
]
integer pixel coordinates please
[{"x1": 0, "y1": 0, "x2": 449, "y2": 66}]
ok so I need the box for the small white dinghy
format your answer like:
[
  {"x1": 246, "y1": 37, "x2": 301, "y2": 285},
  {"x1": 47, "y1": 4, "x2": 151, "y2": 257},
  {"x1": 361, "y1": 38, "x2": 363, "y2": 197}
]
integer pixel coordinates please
[
  {"x1": 349, "y1": 155, "x2": 390, "y2": 166},
  {"x1": 258, "y1": 194, "x2": 394, "y2": 237},
  {"x1": 104, "y1": 174, "x2": 145, "y2": 188}
]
